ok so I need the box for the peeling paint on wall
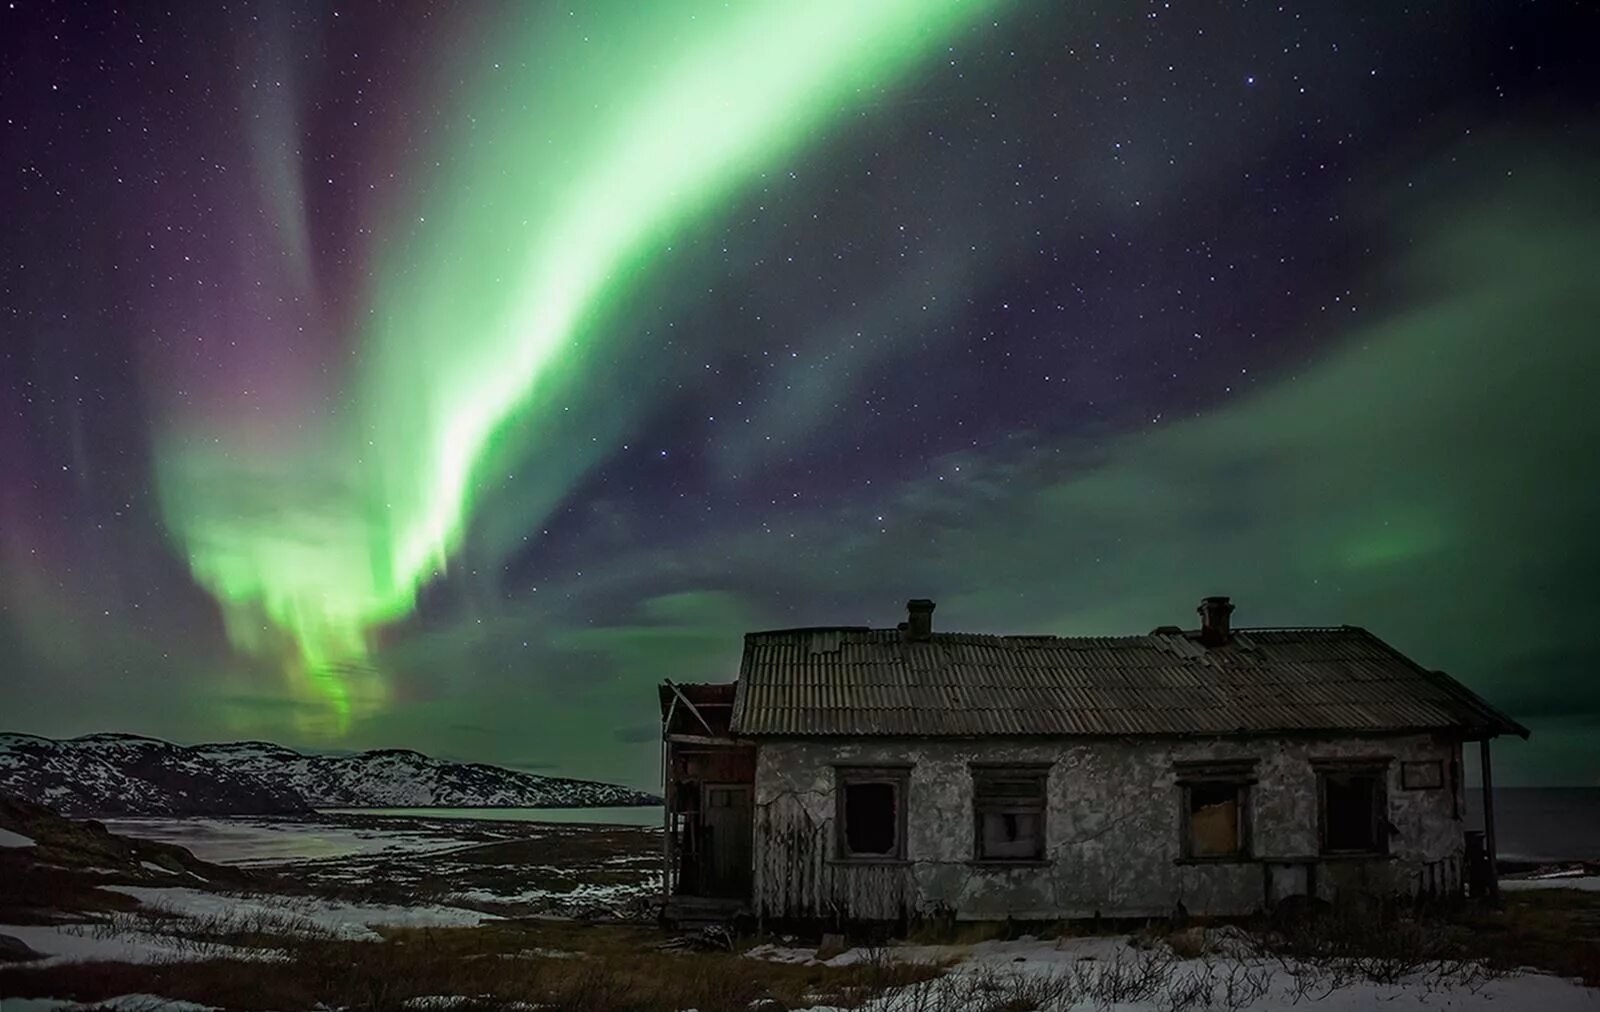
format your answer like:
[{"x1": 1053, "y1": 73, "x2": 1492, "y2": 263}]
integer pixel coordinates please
[{"x1": 752, "y1": 734, "x2": 1465, "y2": 921}]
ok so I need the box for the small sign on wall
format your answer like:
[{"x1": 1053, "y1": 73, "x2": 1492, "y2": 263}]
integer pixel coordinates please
[{"x1": 1400, "y1": 759, "x2": 1444, "y2": 790}]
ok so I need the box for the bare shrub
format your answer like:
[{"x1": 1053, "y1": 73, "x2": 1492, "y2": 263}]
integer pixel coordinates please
[{"x1": 1249, "y1": 899, "x2": 1504, "y2": 999}]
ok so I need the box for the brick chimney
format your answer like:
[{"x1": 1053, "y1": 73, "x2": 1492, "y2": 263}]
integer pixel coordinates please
[
  {"x1": 1197, "y1": 595, "x2": 1235, "y2": 646},
  {"x1": 905, "y1": 599, "x2": 936, "y2": 642}
]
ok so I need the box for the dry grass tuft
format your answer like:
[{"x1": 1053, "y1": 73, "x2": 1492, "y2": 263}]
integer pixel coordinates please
[{"x1": 0, "y1": 921, "x2": 946, "y2": 1012}]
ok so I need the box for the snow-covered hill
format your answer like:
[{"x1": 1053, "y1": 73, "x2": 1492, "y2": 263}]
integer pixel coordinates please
[
  {"x1": 191, "y1": 741, "x2": 658, "y2": 809},
  {"x1": 0, "y1": 733, "x2": 658, "y2": 816}
]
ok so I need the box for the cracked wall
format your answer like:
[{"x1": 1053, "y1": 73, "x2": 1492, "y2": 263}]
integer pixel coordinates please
[{"x1": 751, "y1": 733, "x2": 1465, "y2": 921}]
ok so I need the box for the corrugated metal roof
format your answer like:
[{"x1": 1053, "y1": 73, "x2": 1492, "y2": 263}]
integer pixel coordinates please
[{"x1": 728, "y1": 626, "x2": 1528, "y2": 739}]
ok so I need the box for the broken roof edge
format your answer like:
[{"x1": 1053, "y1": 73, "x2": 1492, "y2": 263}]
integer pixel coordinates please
[
  {"x1": 1347, "y1": 627, "x2": 1531, "y2": 740},
  {"x1": 745, "y1": 625, "x2": 873, "y2": 638}
]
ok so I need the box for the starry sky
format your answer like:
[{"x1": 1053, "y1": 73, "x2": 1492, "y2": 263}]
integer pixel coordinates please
[{"x1": 2, "y1": 2, "x2": 1597, "y2": 791}]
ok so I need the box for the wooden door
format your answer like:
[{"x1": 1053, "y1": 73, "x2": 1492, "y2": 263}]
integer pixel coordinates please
[{"x1": 701, "y1": 783, "x2": 753, "y2": 899}]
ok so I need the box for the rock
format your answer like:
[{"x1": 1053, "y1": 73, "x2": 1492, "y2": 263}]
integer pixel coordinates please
[{"x1": 0, "y1": 933, "x2": 41, "y2": 963}]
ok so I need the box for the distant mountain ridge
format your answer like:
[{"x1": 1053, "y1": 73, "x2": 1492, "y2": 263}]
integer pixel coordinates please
[{"x1": 0, "y1": 732, "x2": 659, "y2": 817}]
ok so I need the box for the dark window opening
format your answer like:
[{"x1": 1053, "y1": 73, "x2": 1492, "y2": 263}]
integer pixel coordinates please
[
  {"x1": 1186, "y1": 782, "x2": 1245, "y2": 858},
  {"x1": 1322, "y1": 771, "x2": 1385, "y2": 853},
  {"x1": 836, "y1": 769, "x2": 908, "y2": 859},
  {"x1": 843, "y1": 781, "x2": 898, "y2": 856},
  {"x1": 974, "y1": 768, "x2": 1047, "y2": 861}
]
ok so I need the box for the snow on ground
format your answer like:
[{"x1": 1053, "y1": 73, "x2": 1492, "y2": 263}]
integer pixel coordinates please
[
  {"x1": 0, "y1": 826, "x2": 37, "y2": 847},
  {"x1": 0, "y1": 887, "x2": 495, "y2": 966},
  {"x1": 754, "y1": 937, "x2": 1600, "y2": 1012},
  {"x1": 78, "y1": 995, "x2": 217, "y2": 1011},
  {"x1": 398, "y1": 998, "x2": 539, "y2": 1011},
  {"x1": 104, "y1": 885, "x2": 498, "y2": 940},
  {"x1": 101, "y1": 816, "x2": 491, "y2": 865},
  {"x1": 451, "y1": 879, "x2": 650, "y2": 909},
  {"x1": 0, "y1": 994, "x2": 218, "y2": 1011},
  {"x1": 1504, "y1": 873, "x2": 1600, "y2": 892},
  {"x1": 0, "y1": 921, "x2": 273, "y2": 967}
]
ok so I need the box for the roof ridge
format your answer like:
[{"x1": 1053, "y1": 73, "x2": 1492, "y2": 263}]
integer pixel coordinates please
[
  {"x1": 729, "y1": 622, "x2": 1528, "y2": 739},
  {"x1": 743, "y1": 624, "x2": 1374, "y2": 641}
]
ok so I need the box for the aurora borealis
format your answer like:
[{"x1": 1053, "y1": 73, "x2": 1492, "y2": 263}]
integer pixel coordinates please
[
  {"x1": 150, "y1": 0, "x2": 994, "y2": 731},
  {"x1": 2, "y1": 3, "x2": 1597, "y2": 788}
]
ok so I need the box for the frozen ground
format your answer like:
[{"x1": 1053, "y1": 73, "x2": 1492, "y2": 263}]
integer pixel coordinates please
[
  {"x1": 62, "y1": 813, "x2": 662, "y2": 919},
  {"x1": 180, "y1": 815, "x2": 665, "y2": 916},
  {"x1": 2, "y1": 998, "x2": 217, "y2": 1012},
  {"x1": 0, "y1": 826, "x2": 37, "y2": 848},
  {"x1": 317, "y1": 805, "x2": 663, "y2": 826},
  {"x1": 5, "y1": 814, "x2": 1595, "y2": 1010},
  {"x1": 100, "y1": 815, "x2": 512, "y2": 865},
  {"x1": 1504, "y1": 872, "x2": 1600, "y2": 892},
  {"x1": 755, "y1": 936, "x2": 1600, "y2": 1012},
  {"x1": 105, "y1": 885, "x2": 497, "y2": 939},
  {"x1": 1, "y1": 889, "x2": 495, "y2": 965},
  {"x1": 0, "y1": 920, "x2": 275, "y2": 968}
]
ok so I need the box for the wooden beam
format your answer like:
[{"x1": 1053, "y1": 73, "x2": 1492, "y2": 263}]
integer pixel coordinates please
[
  {"x1": 661, "y1": 737, "x2": 672, "y2": 905},
  {"x1": 663, "y1": 678, "x2": 717, "y2": 737},
  {"x1": 1480, "y1": 738, "x2": 1499, "y2": 898},
  {"x1": 665, "y1": 732, "x2": 752, "y2": 747}
]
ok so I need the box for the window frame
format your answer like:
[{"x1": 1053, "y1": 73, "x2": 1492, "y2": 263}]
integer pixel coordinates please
[
  {"x1": 834, "y1": 765, "x2": 911, "y2": 862},
  {"x1": 1400, "y1": 759, "x2": 1444, "y2": 791},
  {"x1": 1314, "y1": 758, "x2": 1391, "y2": 857},
  {"x1": 970, "y1": 763, "x2": 1051, "y2": 864},
  {"x1": 1174, "y1": 759, "x2": 1256, "y2": 863}
]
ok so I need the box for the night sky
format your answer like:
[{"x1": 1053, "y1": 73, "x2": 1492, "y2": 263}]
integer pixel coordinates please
[{"x1": 3, "y1": 2, "x2": 1597, "y2": 790}]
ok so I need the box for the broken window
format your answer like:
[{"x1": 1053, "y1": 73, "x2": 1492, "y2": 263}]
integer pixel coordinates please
[
  {"x1": 1185, "y1": 782, "x2": 1246, "y2": 858},
  {"x1": 973, "y1": 766, "x2": 1047, "y2": 861},
  {"x1": 1175, "y1": 759, "x2": 1255, "y2": 860},
  {"x1": 1319, "y1": 765, "x2": 1388, "y2": 854},
  {"x1": 836, "y1": 768, "x2": 907, "y2": 859}
]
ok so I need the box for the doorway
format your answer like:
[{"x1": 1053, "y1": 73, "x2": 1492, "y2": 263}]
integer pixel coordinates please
[{"x1": 700, "y1": 783, "x2": 753, "y2": 899}]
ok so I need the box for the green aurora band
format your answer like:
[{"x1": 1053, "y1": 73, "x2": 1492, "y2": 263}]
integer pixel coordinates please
[{"x1": 153, "y1": 1, "x2": 998, "y2": 733}]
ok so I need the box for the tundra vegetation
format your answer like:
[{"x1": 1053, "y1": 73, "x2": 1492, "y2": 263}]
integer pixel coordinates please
[{"x1": 1, "y1": 798, "x2": 1596, "y2": 1011}]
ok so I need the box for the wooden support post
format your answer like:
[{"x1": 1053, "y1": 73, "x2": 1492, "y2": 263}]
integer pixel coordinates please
[
  {"x1": 661, "y1": 737, "x2": 674, "y2": 906},
  {"x1": 1480, "y1": 737, "x2": 1499, "y2": 898}
]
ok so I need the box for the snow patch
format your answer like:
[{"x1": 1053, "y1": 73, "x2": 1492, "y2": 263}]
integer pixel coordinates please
[
  {"x1": 104, "y1": 816, "x2": 488, "y2": 865},
  {"x1": 0, "y1": 922, "x2": 273, "y2": 967},
  {"x1": 105, "y1": 885, "x2": 497, "y2": 940},
  {"x1": 452, "y1": 879, "x2": 648, "y2": 909},
  {"x1": 400, "y1": 998, "x2": 540, "y2": 1011},
  {"x1": 1503, "y1": 873, "x2": 1600, "y2": 892},
  {"x1": 81, "y1": 995, "x2": 219, "y2": 1011},
  {"x1": 0, "y1": 826, "x2": 37, "y2": 848},
  {"x1": 764, "y1": 937, "x2": 1600, "y2": 1012}
]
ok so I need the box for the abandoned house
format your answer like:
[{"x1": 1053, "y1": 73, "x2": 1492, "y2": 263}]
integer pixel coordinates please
[{"x1": 659, "y1": 597, "x2": 1528, "y2": 924}]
